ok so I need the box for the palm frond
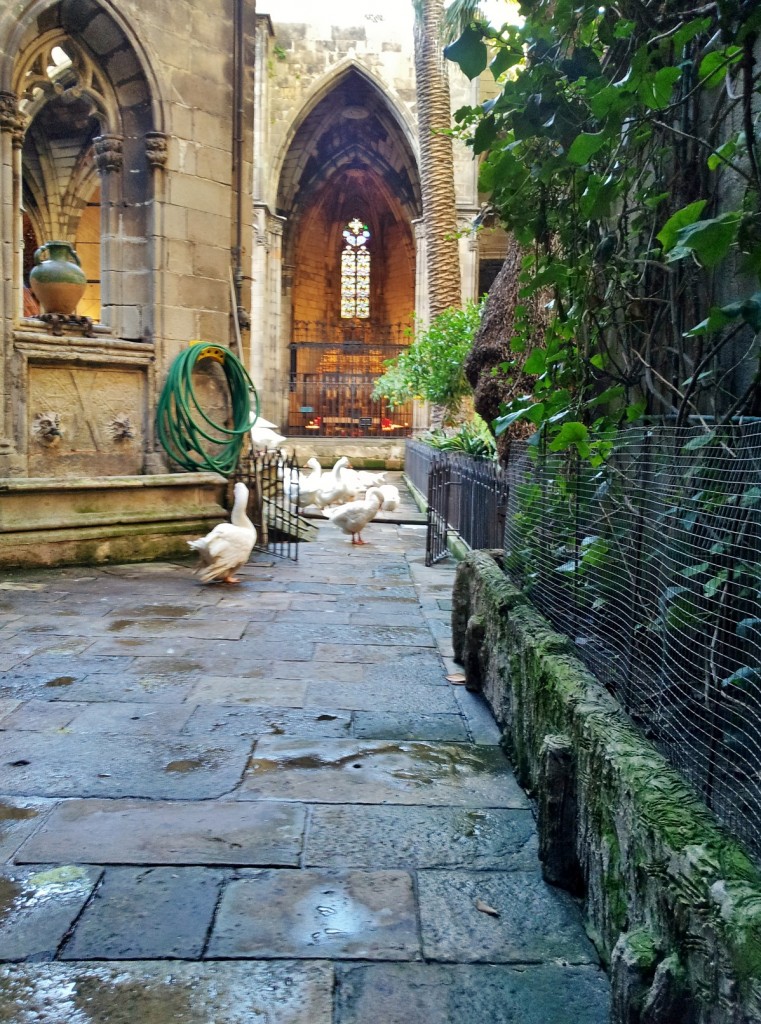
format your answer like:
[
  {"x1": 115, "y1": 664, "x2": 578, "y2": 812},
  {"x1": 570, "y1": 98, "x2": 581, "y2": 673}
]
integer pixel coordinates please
[{"x1": 443, "y1": 0, "x2": 483, "y2": 41}]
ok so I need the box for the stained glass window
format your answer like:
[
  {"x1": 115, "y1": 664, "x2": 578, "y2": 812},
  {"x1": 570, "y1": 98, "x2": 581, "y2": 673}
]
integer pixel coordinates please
[{"x1": 340, "y1": 217, "x2": 371, "y2": 319}]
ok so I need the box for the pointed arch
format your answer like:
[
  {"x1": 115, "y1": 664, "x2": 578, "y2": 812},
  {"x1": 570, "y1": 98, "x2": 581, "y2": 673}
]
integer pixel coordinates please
[{"x1": 1, "y1": 0, "x2": 166, "y2": 133}]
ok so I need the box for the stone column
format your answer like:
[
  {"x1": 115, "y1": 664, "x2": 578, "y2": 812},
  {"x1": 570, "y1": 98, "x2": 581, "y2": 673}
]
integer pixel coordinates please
[
  {"x1": 0, "y1": 91, "x2": 26, "y2": 469},
  {"x1": 411, "y1": 216, "x2": 429, "y2": 433},
  {"x1": 93, "y1": 132, "x2": 124, "y2": 334},
  {"x1": 143, "y1": 131, "x2": 169, "y2": 472},
  {"x1": 251, "y1": 204, "x2": 288, "y2": 425},
  {"x1": 458, "y1": 210, "x2": 480, "y2": 302}
]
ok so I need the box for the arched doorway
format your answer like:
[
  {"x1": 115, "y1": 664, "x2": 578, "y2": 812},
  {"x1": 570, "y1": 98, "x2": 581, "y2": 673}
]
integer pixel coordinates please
[
  {"x1": 9, "y1": 2, "x2": 163, "y2": 338},
  {"x1": 278, "y1": 66, "x2": 421, "y2": 437}
]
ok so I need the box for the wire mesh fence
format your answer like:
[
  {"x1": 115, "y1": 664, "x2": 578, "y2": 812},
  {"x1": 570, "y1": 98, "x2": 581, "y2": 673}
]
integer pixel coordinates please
[{"x1": 502, "y1": 424, "x2": 761, "y2": 862}]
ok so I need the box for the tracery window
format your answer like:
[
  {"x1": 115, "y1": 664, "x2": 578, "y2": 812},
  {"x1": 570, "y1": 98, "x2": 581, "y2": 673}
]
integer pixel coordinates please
[{"x1": 340, "y1": 218, "x2": 370, "y2": 319}]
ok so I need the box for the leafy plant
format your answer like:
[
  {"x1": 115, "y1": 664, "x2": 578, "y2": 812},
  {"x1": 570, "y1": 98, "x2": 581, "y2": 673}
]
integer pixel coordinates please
[
  {"x1": 422, "y1": 414, "x2": 497, "y2": 457},
  {"x1": 444, "y1": 0, "x2": 761, "y2": 460},
  {"x1": 372, "y1": 299, "x2": 485, "y2": 421}
]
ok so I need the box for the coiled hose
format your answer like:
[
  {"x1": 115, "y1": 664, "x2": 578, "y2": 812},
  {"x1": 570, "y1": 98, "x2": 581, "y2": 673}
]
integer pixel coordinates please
[{"x1": 156, "y1": 342, "x2": 259, "y2": 475}]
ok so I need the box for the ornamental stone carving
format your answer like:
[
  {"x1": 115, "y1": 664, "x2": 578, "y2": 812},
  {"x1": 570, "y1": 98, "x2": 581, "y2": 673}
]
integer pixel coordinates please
[
  {"x1": 145, "y1": 131, "x2": 169, "y2": 169},
  {"x1": 0, "y1": 91, "x2": 26, "y2": 148},
  {"x1": 93, "y1": 133, "x2": 124, "y2": 174}
]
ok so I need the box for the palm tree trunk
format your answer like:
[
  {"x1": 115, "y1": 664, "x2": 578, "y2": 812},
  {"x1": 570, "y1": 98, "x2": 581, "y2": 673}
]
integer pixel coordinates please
[
  {"x1": 413, "y1": 0, "x2": 462, "y2": 319},
  {"x1": 412, "y1": 0, "x2": 462, "y2": 428}
]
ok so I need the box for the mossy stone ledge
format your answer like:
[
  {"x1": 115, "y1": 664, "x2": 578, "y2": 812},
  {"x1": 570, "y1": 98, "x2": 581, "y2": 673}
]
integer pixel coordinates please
[{"x1": 452, "y1": 549, "x2": 761, "y2": 1024}]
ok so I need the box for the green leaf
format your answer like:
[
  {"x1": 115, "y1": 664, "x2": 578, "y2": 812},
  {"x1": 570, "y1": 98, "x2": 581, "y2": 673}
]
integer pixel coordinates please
[
  {"x1": 722, "y1": 666, "x2": 761, "y2": 690},
  {"x1": 704, "y1": 568, "x2": 729, "y2": 598},
  {"x1": 637, "y1": 66, "x2": 681, "y2": 110},
  {"x1": 567, "y1": 131, "x2": 609, "y2": 165},
  {"x1": 708, "y1": 138, "x2": 738, "y2": 171},
  {"x1": 684, "y1": 307, "x2": 734, "y2": 336},
  {"x1": 523, "y1": 348, "x2": 547, "y2": 375},
  {"x1": 682, "y1": 430, "x2": 716, "y2": 451},
  {"x1": 668, "y1": 212, "x2": 741, "y2": 268},
  {"x1": 699, "y1": 46, "x2": 742, "y2": 88},
  {"x1": 444, "y1": 26, "x2": 488, "y2": 80},
  {"x1": 680, "y1": 561, "x2": 709, "y2": 578},
  {"x1": 549, "y1": 421, "x2": 589, "y2": 452},
  {"x1": 656, "y1": 200, "x2": 707, "y2": 251},
  {"x1": 625, "y1": 399, "x2": 647, "y2": 422},
  {"x1": 489, "y1": 46, "x2": 523, "y2": 79}
]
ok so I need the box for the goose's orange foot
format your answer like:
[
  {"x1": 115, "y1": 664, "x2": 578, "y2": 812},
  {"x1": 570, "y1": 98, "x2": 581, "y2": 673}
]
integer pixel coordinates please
[{"x1": 222, "y1": 575, "x2": 242, "y2": 584}]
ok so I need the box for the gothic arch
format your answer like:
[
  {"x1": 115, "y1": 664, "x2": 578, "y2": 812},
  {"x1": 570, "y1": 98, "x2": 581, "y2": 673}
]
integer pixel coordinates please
[
  {"x1": 1, "y1": 0, "x2": 168, "y2": 337},
  {"x1": 276, "y1": 63, "x2": 420, "y2": 436}
]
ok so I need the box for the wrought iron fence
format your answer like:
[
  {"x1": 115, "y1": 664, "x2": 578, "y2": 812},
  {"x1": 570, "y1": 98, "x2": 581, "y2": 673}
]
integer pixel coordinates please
[
  {"x1": 233, "y1": 448, "x2": 303, "y2": 560},
  {"x1": 286, "y1": 378, "x2": 412, "y2": 438},
  {"x1": 502, "y1": 424, "x2": 761, "y2": 862},
  {"x1": 406, "y1": 440, "x2": 508, "y2": 566},
  {"x1": 405, "y1": 439, "x2": 440, "y2": 496}
]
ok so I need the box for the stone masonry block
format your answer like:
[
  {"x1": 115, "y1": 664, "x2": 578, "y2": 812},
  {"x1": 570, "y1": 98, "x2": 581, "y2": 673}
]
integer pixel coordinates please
[{"x1": 169, "y1": 175, "x2": 230, "y2": 217}]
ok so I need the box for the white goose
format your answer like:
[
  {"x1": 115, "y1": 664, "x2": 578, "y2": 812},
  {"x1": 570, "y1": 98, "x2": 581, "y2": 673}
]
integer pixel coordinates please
[
  {"x1": 324, "y1": 487, "x2": 384, "y2": 545},
  {"x1": 290, "y1": 457, "x2": 323, "y2": 508},
  {"x1": 188, "y1": 481, "x2": 256, "y2": 584},
  {"x1": 378, "y1": 483, "x2": 400, "y2": 511},
  {"x1": 314, "y1": 456, "x2": 353, "y2": 508},
  {"x1": 250, "y1": 414, "x2": 286, "y2": 452}
]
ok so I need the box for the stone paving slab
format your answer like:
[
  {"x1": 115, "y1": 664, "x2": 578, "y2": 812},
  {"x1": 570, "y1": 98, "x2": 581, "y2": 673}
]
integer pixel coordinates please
[
  {"x1": 182, "y1": 704, "x2": 353, "y2": 738},
  {"x1": 207, "y1": 868, "x2": 419, "y2": 960},
  {"x1": 0, "y1": 865, "x2": 100, "y2": 960},
  {"x1": 0, "y1": 732, "x2": 251, "y2": 799},
  {"x1": 39, "y1": 671, "x2": 198, "y2": 704},
  {"x1": 351, "y1": 710, "x2": 469, "y2": 741},
  {"x1": 0, "y1": 961, "x2": 334, "y2": 1024},
  {"x1": 0, "y1": 800, "x2": 55, "y2": 862},
  {"x1": 63, "y1": 700, "x2": 198, "y2": 737},
  {"x1": 187, "y1": 675, "x2": 309, "y2": 707},
  {"x1": 243, "y1": 621, "x2": 435, "y2": 647},
  {"x1": 306, "y1": 806, "x2": 539, "y2": 869},
  {"x1": 417, "y1": 869, "x2": 599, "y2": 964},
  {"x1": 304, "y1": 679, "x2": 459, "y2": 714},
  {"x1": 60, "y1": 867, "x2": 224, "y2": 960},
  {"x1": 241, "y1": 737, "x2": 530, "y2": 806},
  {"x1": 334, "y1": 962, "x2": 611, "y2": 1024},
  {"x1": 15, "y1": 799, "x2": 306, "y2": 866}
]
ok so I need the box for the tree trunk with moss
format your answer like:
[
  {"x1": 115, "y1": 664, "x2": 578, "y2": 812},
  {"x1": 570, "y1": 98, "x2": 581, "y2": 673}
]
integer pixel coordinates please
[{"x1": 412, "y1": 0, "x2": 462, "y2": 427}]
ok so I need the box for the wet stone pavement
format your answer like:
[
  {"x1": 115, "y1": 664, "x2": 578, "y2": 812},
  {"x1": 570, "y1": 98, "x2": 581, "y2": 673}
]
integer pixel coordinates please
[{"x1": 0, "y1": 480, "x2": 611, "y2": 1023}]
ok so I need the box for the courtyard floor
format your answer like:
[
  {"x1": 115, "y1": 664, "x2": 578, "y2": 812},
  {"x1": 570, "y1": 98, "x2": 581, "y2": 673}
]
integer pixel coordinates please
[{"x1": 0, "y1": 480, "x2": 611, "y2": 1023}]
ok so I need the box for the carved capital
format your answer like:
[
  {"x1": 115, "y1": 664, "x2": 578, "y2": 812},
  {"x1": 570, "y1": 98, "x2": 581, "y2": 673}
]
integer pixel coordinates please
[
  {"x1": 93, "y1": 132, "x2": 124, "y2": 174},
  {"x1": 145, "y1": 130, "x2": 169, "y2": 169},
  {"x1": 0, "y1": 91, "x2": 26, "y2": 148}
]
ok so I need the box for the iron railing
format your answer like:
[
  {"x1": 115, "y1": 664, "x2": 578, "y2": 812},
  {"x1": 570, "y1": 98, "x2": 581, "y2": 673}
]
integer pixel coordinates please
[
  {"x1": 286, "y1": 379, "x2": 412, "y2": 438},
  {"x1": 233, "y1": 448, "x2": 303, "y2": 560},
  {"x1": 406, "y1": 440, "x2": 508, "y2": 566},
  {"x1": 502, "y1": 425, "x2": 761, "y2": 863}
]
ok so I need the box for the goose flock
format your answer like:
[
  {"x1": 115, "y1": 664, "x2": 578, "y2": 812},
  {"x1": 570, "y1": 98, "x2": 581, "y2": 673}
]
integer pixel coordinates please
[{"x1": 285, "y1": 454, "x2": 401, "y2": 545}]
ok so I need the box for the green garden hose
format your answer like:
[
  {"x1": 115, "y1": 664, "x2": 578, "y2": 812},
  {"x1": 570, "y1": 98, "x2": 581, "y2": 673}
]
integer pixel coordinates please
[{"x1": 156, "y1": 341, "x2": 259, "y2": 474}]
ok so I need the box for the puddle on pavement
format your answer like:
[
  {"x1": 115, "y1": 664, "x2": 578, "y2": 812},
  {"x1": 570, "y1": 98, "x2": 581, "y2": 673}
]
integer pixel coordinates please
[
  {"x1": 74, "y1": 976, "x2": 203, "y2": 1024},
  {"x1": 0, "y1": 803, "x2": 38, "y2": 822},
  {"x1": 0, "y1": 866, "x2": 94, "y2": 923},
  {"x1": 124, "y1": 605, "x2": 195, "y2": 618},
  {"x1": 164, "y1": 758, "x2": 205, "y2": 773},
  {"x1": 251, "y1": 743, "x2": 504, "y2": 782},
  {"x1": 298, "y1": 886, "x2": 371, "y2": 948},
  {"x1": 45, "y1": 676, "x2": 76, "y2": 688},
  {"x1": 164, "y1": 750, "x2": 223, "y2": 773}
]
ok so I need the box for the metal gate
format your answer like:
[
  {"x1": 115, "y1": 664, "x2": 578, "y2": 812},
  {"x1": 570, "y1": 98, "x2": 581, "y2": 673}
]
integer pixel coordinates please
[
  {"x1": 233, "y1": 448, "x2": 303, "y2": 561},
  {"x1": 426, "y1": 456, "x2": 451, "y2": 566}
]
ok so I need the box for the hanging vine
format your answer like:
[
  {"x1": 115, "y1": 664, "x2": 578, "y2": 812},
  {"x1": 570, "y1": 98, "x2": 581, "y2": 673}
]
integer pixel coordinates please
[{"x1": 444, "y1": 0, "x2": 761, "y2": 462}]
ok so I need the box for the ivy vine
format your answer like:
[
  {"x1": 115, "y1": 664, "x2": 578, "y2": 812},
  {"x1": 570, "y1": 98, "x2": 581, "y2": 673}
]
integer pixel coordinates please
[{"x1": 445, "y1": 0, "x2": 761, "y2": 459}]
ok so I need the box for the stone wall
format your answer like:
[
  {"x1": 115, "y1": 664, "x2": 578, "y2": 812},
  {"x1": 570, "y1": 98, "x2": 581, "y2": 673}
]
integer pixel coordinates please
[{"x1": 452, "y1": 550, "x2": 761, "y2": 1024}]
